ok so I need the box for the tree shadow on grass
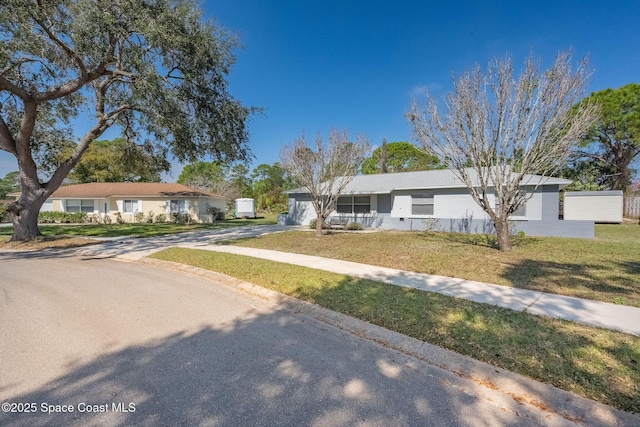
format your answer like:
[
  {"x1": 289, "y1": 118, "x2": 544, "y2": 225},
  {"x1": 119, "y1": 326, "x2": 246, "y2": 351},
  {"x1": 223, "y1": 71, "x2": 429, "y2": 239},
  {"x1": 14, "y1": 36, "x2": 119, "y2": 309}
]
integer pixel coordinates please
[
  {"x1": 294, "y1": 276, "x2": 640, "y2": 415},
  {"x1": 499, "y1": 259, "x2": 640, "y2": 306},
  {"x1": 617, "y1": 261, "x2": 640, "y2": 276},
  {"x1": 439, "y1": 231, "x2": 539, "y2": 250}
]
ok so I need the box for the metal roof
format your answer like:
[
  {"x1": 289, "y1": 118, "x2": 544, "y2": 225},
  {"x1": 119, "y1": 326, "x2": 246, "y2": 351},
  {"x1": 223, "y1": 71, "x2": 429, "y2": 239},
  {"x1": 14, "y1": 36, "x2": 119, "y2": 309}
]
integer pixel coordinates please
[{"x1": 284, "y1": 169, "x2": 572, "y2": 194}]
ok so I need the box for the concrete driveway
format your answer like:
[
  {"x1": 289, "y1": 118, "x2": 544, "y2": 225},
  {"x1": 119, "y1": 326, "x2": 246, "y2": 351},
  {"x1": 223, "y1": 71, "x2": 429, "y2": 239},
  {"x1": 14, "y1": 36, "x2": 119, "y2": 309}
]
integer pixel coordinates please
[
  {"x1": 3, "y1": 252, "x2": 635, "y2": 426},
  {"x1": 77, "y1": 224, "x2": 294, "y2": 260}
]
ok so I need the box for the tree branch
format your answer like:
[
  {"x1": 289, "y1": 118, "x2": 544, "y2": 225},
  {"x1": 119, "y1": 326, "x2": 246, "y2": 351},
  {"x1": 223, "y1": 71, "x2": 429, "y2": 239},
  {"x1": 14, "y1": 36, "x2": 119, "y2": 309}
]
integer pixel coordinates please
[
  {"x1": 0, "y1": 115, "x2": 17, "y2": 155},
  {"x1": 46, "y1": 119, "x2": 111, "y2": 191},
  {"x1": 31, "y1": 13, "x2": 88, "y2": 78},
  {"x1": 0, "y1": 75, "x2": 32, "y2": 101}
]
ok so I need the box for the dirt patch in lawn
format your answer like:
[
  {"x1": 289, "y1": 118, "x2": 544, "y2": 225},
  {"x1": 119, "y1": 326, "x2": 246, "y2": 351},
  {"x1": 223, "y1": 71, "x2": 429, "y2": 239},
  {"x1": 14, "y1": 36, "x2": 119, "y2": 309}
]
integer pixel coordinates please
[{"x1": 0, "y1": 235, "x2": 100, "y2": 250}]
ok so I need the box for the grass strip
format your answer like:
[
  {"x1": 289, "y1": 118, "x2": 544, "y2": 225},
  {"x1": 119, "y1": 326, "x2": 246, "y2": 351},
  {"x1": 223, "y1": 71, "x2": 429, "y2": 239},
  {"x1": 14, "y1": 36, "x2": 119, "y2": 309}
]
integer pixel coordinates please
[
  {"x1": 0, "y1": 215, "x2": 277, "y2": 239},
  {"x1": 150, "y1": 247, "x2": 640, "y2": 414}
]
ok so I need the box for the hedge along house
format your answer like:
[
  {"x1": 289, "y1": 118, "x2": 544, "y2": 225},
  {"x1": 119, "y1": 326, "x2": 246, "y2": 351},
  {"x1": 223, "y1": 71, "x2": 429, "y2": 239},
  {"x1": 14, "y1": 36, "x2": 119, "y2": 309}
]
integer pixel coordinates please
[
  {"x1": 280, "y1": 169, "x2": 594, "y2": 238},
  {"x1": 24, "y1": 182, "x2": 226, "y2": 223}
]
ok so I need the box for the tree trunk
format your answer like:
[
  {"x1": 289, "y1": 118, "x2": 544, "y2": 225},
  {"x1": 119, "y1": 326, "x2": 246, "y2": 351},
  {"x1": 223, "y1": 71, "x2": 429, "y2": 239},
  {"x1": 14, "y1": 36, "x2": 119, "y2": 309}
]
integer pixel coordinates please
[
  {"x1": 315, "y1": 213, "x2": 324, "y2": 237},
  {"x1": 8, "y1": 201, "x2": 43, "y2": 241},
  {"x1": 494, "y1": 218, "x2": 512, "y2": 252},
  {"x1": 8, "y1": 185, "x2": 49, "y2": 241}
]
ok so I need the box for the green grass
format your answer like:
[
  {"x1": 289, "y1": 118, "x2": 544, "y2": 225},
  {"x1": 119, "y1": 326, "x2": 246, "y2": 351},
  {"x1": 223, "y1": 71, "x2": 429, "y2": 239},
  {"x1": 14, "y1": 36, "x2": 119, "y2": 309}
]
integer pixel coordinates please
[
  {"x1": 0, "y1": 214, "x2": 278, "y2": 239},
  {"x1": 150, "y1": 247, "x2": 640, "y2": 414},
  {"x1": 227, "y1": 223, "x2": 640, "y2": 307}
]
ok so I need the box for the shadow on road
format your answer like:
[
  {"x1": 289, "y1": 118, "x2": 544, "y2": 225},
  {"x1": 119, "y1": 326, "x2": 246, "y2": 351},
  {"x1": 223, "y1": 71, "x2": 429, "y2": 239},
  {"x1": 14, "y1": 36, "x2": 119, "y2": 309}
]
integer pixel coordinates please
[{"x1": 0, "y1": 306, "x2": 528, "y2": 427}]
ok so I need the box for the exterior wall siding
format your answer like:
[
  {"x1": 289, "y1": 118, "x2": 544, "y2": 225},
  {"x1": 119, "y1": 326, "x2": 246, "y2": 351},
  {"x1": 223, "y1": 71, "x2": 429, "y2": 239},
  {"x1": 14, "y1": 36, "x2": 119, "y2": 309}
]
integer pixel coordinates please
[
  {"x1": 389, "y1": 187, "x2": 544, "y2": 221},
  {"x1": 282, "y1": 194, "x2": 316, "y2": 225},
  {"x1": 282, "y1": 186, "x2": 594, "y2": 238},
  {"x1": 46, "y1": 196, "x2": 224, "y2": 223},
  {"x1": 540, "y1": 185, "x2": 561, "y2": 220}
]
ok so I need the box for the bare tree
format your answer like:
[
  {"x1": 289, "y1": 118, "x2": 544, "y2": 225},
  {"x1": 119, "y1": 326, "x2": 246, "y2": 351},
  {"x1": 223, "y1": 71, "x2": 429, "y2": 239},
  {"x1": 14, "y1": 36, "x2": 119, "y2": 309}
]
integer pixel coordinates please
[
  {"x1": 280, "y1": 128, "x2": 369, "y2": 237},
  {"x1": 407, "y1": 51, "x2": 599, "y2": 251}
]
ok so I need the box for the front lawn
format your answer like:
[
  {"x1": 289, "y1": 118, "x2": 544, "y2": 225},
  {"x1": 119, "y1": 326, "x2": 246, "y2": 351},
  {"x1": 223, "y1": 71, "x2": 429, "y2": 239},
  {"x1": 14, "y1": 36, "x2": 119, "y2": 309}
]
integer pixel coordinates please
[
  {"x1": 150, "y1": 248, "x2": 640, "y2": 414},
  {"x1": 227, "y1": 223, "x2": 640, "y2": 307},
  {"x1": 0, "y1": 214, "x2": 278, "y2": 239}
]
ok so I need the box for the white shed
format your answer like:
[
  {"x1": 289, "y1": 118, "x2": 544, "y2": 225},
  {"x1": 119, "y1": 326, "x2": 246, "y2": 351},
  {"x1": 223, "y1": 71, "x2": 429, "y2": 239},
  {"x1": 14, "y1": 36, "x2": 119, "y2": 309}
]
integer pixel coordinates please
[
  {"x1": 235, "y1": 198, "x2": 256, "y2": 218},
  {"x1": 564, "y1": 191, "x2": 623, "y2": 223}
]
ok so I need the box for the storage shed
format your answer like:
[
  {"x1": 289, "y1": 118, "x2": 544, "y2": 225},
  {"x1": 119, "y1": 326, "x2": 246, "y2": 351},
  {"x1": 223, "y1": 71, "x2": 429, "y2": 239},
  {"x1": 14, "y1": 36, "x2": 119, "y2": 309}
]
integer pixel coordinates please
[
  {"x1": 563, "y1": 190, "x2": 623, "y2": 223},
  {"x1": 235, "y1": 198, "x2": 256, "y2": 218}
]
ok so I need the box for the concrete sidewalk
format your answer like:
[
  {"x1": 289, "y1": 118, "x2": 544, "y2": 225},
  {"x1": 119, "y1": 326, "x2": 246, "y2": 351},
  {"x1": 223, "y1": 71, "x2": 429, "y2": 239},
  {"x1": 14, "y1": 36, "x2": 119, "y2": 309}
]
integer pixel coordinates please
[
  {"x1": 63, "y1": 224, "x2": 639, "y2": 336},
  {"x1": 183, "y1": 243, "x2": 640, "y2": 336}
]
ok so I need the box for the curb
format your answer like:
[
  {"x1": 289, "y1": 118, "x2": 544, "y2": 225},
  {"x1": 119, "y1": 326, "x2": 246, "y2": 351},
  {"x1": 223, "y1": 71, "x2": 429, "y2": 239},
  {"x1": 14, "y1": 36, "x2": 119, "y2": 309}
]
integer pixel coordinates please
[{"x1": 138, "y1": 256, "x2": 639, "y2": 427}]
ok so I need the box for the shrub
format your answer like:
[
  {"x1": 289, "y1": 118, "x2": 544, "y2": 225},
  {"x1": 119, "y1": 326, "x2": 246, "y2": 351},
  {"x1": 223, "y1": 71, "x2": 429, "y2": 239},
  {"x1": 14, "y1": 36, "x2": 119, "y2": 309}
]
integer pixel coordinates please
[
  {"x1": 422, "y1": 218, "x2": 441, "y2": 233},
  {"x1": 134, "y1": 211, "x2": 145, "y2": 223},
  {"x1": 115, "y1": 211, "x2": 125, "y2": 224},
  {"x1": 347, "y1": 222, "x2": 363, "y2": 231},
  {"x1": 206, "y1": 204, "x2": 225, "y2": 222},
  {"x1": 38, "y1": 211, "x2": 88, "y2": 224},
  {"x1": 145, "y1": 211, "x2": 155, "y2": 223},
  {"x1": 309, "y1": 218, "x2": 330, "y2": 230},
  {"x1": 171, "y1": 213, "x2": 192, "y2": 224},
  {"x1": 155, "y1": 213, "x2": 166, "y2": 223},
  {"x1": 0, "y1": 204, "x2": 7, "y2": 223}
]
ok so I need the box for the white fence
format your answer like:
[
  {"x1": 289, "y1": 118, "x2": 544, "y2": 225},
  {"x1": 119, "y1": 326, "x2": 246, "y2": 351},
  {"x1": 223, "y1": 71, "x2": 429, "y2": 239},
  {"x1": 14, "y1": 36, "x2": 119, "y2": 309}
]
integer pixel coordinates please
[{"x1": 625, "y1": 196, "x2": 640, "y2": 218}]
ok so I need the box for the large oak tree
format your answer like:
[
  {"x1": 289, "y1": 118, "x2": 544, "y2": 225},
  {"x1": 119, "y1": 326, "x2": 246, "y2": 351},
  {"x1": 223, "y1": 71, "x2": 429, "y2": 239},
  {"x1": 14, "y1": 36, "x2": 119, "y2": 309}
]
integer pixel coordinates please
[{"x1": 0, "y1": 0, "x2": 254, "y2": 240}]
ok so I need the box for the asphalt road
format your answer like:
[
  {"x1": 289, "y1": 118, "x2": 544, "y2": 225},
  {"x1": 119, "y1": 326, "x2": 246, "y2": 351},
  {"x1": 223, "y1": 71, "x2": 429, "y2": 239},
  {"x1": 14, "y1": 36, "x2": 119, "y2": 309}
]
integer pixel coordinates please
[{"x1": 0, "y1": 252, "x2": 629, "y2": 426}]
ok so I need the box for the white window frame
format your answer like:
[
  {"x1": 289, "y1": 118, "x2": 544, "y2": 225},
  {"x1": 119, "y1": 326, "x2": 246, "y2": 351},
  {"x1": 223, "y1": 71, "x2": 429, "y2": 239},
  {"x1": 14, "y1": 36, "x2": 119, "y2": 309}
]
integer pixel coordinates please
[
  {"x1": 66, "y1": 199, "x2": 94, "y2": 213},
  {"x1": 170, "y1": 199, "x2": 189, "y2": 214},
  {"x1": 495, "y1": 198, "x2": 526, "y2": 218},
  {"x1": 411, "y1": 194, "x2": 434, "y2": 216},
  {"x1": 123, "y1": 200, "x2": 139, "y2": 214},
  {"x1": 122, "y1": 199, "x2": 140, "y2": 214},
  {"x1": 336, "y1": 196, "x2": 370, "y2": 214}
]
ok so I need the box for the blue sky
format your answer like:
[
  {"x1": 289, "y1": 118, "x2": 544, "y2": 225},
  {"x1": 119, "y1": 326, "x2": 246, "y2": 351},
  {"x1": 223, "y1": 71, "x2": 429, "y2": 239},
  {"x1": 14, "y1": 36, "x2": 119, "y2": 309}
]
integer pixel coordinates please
[{"x1": 1, "y1": 0, "x2": 639, "y2": 180}]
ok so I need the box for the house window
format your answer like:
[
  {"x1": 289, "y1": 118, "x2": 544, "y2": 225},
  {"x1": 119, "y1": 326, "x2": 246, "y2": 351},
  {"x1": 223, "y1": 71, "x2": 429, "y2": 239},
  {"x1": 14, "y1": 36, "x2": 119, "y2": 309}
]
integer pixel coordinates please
[
  {"x1": 336, "y1": 197, "x2": 351, "y2": 213},
  {"x1": 512, "y1": 204, "x2": 526, "y2": 217},
  {"x1": 495, "y1": 200, "x2": 526, "y2": 217},
  {"x1": 170, "y1": 200, "x2": 189, "y2": 214},
  {"x1": 411, "y1": 194, "x2": 434, "y2": 215},
  {"x1": 353, "y1": 196, "x2": 370, "y2": 214},
  {"x1": 66, "y1": 199, "x2": 94, "y2": 213},
  {"x1": 336, "y1": 196, "x2": 370, "y2": 214},
  {"x1": 123, "y1": 200, "x2": 139, "y2": 213}
]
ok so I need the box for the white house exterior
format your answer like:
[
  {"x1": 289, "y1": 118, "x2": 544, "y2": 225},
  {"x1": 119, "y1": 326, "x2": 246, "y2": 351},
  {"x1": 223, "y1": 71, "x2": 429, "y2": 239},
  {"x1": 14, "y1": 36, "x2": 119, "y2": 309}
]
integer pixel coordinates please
[
  {"x1": 25, "y1": 182, "x2": 226, "y2": 223},
  {"x1": 280, "y1": 169, "x2": 594, "y2": 238}
]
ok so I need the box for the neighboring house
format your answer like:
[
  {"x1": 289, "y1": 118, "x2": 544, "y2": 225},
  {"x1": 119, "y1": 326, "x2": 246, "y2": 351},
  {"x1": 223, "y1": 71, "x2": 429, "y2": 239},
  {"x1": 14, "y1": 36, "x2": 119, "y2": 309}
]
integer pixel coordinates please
[
  {"x1": 10, "y1": 182, "x2": 226, "y2": 223},
  {"x1": 280, "y1": 169, "x2": 594, "y2": 238}
]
